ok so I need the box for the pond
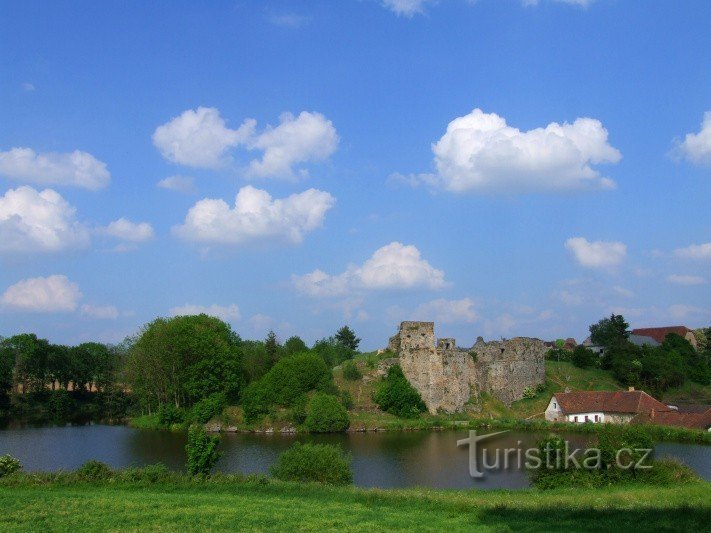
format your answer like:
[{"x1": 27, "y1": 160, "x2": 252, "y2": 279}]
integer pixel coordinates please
[{"x1": 0, "y1": 425, "x2": 709, "y2": 489}]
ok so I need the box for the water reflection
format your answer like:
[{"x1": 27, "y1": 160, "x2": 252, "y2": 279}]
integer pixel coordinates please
[{"x1": 0, "y1": 425, "x2": 708, "y2": 489}]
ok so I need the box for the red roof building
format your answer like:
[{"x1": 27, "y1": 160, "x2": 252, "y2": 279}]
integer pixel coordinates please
[
  {"x1": 631, "y1": 326, "x2": 698, "y2": 349},
  {"x1": 545, "y1": 389, "x2": 673, "y2": 425}
]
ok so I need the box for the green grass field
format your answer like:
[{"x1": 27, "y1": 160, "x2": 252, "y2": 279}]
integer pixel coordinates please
[{"x1": 0, "y1": 479, "x2": 709, "y2": 531}]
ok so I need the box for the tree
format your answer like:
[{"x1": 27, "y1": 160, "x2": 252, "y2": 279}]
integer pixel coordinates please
[
  {"x1": 264, "y1": 330, "x2": 281, "y2": 365},
  {"x1": 124, "y1": 314, "x2": 242, "y2": 411},
  {"x1": 283, "y1": 336, "x2": 308, "y2": 356},
  {"x1": 589, "y1": 314, "x2": 630, "y2": 348},
  {"x1": 312, "y1": 337, "x2": 354, "y2": 368},
  {"x1": 374, "y1": 365, "x2": 427, "y2": 418},
  {"x1": 335, "y1": 326, "x2": 360, "y2": 351},
  {"x1": 571, "y1": 346, "x2": 597, "y2": 369}
]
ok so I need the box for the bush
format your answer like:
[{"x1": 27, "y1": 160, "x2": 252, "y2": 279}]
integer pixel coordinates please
[
  {"x1": 571, "y1": 345, "x2": 597, "y2": 369},
  {"x1": 373, "y1": 365, "x2": 427, "y2": 418},
  {"x1": 269, "y1": 442, "x2": 352, "y2": 485},
  {"x1": 47, "y1": 390, "x2": 75, "y2": 421},
  {"x1": 76, "y1": 460, "x2": 114, "y2": 480},
  {"x1": 0, "y1": 454, "x2": 22, "y2": 477},
  {"x1": 191, "y1": 393, "x2": 227, "y2": 424},
  {"x1": 288, "y1": 394, "x2": 308, "y2": 425},
  {"x1": 339, "y1": 389, "x2": 354, "y2": 410},
  {"x1": 186, "y1": 425, "x2": 222, "y2": 476},
  {"x1": 158, "y1": 403, "x2": 185, "y2": 427},
  {"x1": 522, "y1": 386, "x2": 536, "y2": 399},
  {"x1": 342, "y1": 360, "x2": 362, "y2": 381},
  {"x1": 118, "y1": 463, "x2": 173, "y2": 483},
  {"x1": 305, "y1": 393, "x2": 350, "y2": 433}
]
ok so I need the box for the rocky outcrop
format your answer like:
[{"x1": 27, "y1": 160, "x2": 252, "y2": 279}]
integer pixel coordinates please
[{"x1": 388, "y1": 322, "x2": 546, "y2": 414}]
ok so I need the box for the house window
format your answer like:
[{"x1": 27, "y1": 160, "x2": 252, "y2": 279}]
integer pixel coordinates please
[
  {"x1": 573, "y1": 416, "x2": 578, "y2": 422},
  {"x1": 553, "y1": 403, "x2": 556, "y2": 409},
  {"x1": 594, "y1": 415, "x2": 599, "y2": 422},
  {"x1": 585, "y1": 415, "x2": 589, "y2": 422}
]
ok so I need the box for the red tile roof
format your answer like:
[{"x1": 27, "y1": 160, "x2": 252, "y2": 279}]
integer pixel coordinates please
[
  {"x1": 631, "y1": 326, "x2": 692, "y2": 345},
  {"x1": 632, "y1": 409, "x2": 711, "y2": 430},
  {"x1": 554, "y1": 390, "x2": 671, "y2": 415}
]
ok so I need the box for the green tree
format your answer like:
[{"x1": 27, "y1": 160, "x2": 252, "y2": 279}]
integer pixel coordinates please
[
  {"x1": 571, "y1": 345, "x2": 597, "y2": 369},
  {"x1": 305, "y1": 393, "x2": 350, "y2": 432},
  {"x1": 589, "y1": 314, "x2": 630, "y2": 348},
  {"x1": 312, "y1": 337, "x2": 354, "y2": 368},
  {"x1": 269, "y1": 442, "x2": 352, "y2": 485},
  {"x1": 240, "y1": 340, "x2": 270, "y2": 383},
  {"x1": 283, "y1": 336, "x2": 308, "y2": 356},
  {"x1": 125, "y1": 314, "x2": 242, "y2": 412},
  {"x1": 335, "y1": 326, "x2": 360, "y2": 351},
  {"x1": 341, "y1": 360, "x2": 362, "y2": 381},
  {"x1": 264, "y1": 330, "x2": 281, "y2": 365},
  {"x1": 374, "y1": 365, "x2": 427, "y2": 418},
  {"x1": 185, "y1": 425, "x2": 222, "y2": 476}
]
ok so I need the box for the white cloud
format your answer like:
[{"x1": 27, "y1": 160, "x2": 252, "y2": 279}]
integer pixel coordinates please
[
  {"x1": 248, "y1": 313, "x2": 273, "y2": 331},
  {"x1": 673, "y1": 111, "x2": 711, "y2": 165},
  {"x1": 382, "y1": 0, "x2": 432, "y2": 17},
  {"x1": 674, "y1": 243, "x2": 711, "y2": 260},
  {"x1": 668, "y1": 304, "x2": 706, "y2": 321},
  {"x1": 0, "y1": 186, "x2": 90, "y2": 253},
  {"x1": 152, "y1": 107, "x2": 255, "y2": 168},
  {"x1": 103, "y1": 218, "x2": 155, "y2": 242},
  {"x1": 667, "y1": 274, "x2": 706, "y2": 286},
  {"x1": 81, "y1": 304, "x2": 119, "y2": 320},
  {"x1": 0, "y1": 147, "x2": 110, "y2": 190},
  {"x1": 22, "y1": 82, "x2": 35, "y2": 92},
  {"x1": 292, "y1": 242, "x2": 447, "y2": 297},
  {"x1": 169, "y1": 303, "x2": 241, "y2": 322},
  {"x1": 416, "y1": 109, "x2": 620, "y2": 194},
  {"x1": 413, "y1": 298, "x2": 478, "y2": 324},
  {"x1": 157, "y1": 175, "x2": 196, "y2": 194},
  {"x1": 612, "y1": 285, "x2": 634, "y2": 298},
  {"x1": 1, "y1": 275, "x2": 82, "y2": 312},
  {"x1": 565, "y1": 237, "x2": 627, "y2": 268},
  {"x1": 173, "y1": 185, "x2": 335, "y2": 245},
  {"x1": 246, "y1": 112, "x2": 338, "y2": 179},
  {"x1": 153, "y1": 108, "x2": 338, "y2": 178}
]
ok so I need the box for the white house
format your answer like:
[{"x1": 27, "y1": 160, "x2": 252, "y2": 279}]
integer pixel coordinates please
[{"x1": 545, "y1": 389, "x2": 672, "y2": 425}]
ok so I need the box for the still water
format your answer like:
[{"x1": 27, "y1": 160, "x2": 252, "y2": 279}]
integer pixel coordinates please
[{"x1": 0, "y1": 425, "x2": 708, "y2": 489}]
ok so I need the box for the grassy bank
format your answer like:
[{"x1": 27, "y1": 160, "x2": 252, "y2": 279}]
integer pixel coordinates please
[{"x1": 0, "y1": 476, "x2": 709, "y2": 531}]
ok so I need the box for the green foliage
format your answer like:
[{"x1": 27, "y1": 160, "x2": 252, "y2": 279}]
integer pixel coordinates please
[
  {"x1": 545, "y1": 348, "x2": 570, "y2": 362},
  {"x1": 186, "y1": 425, "x2": 222, "y2": 476},
  {"x1": 241, "y1": 352, "x2": 333, "y2": 423},
  {"x1": 264, "y1": 330, "x2": 282, "y2": 365},
  {"x1": 125, "y1": 315, "x2": 243, "y2": 412},
  {"x1": 191, "y1": 393, "x2": 227, "y2": 424},
  {"x1": 46, "y1": 389, "x2": 74, "y2": 421},
  {"x1": 334, "y1": 326, "x2": 360, "y2": 351},
  {"x1": 338, "y1": 389, "x2": 354, "y2": 410},
  {"x1": 269, "y1": 442, "x2": 353, "y2": 485},
  {"x1": 118, "y1": 463, "x2": 173, "y2": 484},
  {"x1": 283, "y1": 336, "x2": 308, "y2": 356},
  {"x1": 76, "y1": 460, "x2": 114, "y2": 480},
  {"x1": 312, "y1": 337, "x2": 354, "y2": 368},
  {"x1": 373, "y1": 365, "x2": 427, "y2": 418},
  {"x1": 0, "y1": 455, "x2": 22, "y2": 477},
  {"x1": 589, "y1": 314, "x2": 630, "y2": 348},
  {"x1": 305, "y1": 393, "x2": 350, "y2": 432},
  {"x1": 571, "y1": 345, "x2": 597, "y2": 369},
  {"x1": 341, "y1": 360, "x2": 362, "y2": 381},
  {"x1": 522, "y1": 386, "x2": 536, "y2": 399},
  {"x1": 158, "y1": 403, "x2": 185, "y2": 427}
]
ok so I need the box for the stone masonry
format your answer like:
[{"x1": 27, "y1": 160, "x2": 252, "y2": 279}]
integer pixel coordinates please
[{"x1": 387, "y1": 321, "x2": 546, "y2": 414}]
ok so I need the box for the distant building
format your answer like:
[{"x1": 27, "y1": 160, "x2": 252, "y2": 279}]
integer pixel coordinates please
[
  {"x1": 545, "y1": 388, "x2": 672, "y2": 424},
  {"x1": 632, "y1": 408, "x2": 711, "y2": 432},
  {"x1": 581, "y1": 336, "x2": 605, "y2": 356},
  {"x1": 631, "y1": 326, "x2": 698, "y2": 350}
]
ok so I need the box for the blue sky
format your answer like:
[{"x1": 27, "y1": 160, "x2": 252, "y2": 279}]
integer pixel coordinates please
[{"x1": 1, "y1": 0, "x2": 709, "y2": 350}]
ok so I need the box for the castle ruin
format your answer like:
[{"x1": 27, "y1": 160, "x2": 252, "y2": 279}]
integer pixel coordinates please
[{"x1": 387, "y1": 321, "x2": 546, "y2": 414}]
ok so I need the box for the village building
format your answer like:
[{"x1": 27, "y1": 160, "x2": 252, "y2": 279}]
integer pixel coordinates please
[
  {"x1": 631, "y1": 326, "x2": 698, "y2": 350},
  {"x1": 545, "y1": 389, "x2": 672, "y2": 424}
]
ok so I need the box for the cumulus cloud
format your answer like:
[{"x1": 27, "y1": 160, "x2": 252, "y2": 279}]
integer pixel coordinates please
[
  {"x1": 1, "y1": 275, "x2": 82, "y2": 312},
  {"x1": 382, "y1": 0, "x2": 432, "y2": 17},
  {"x1": 565, "y1": 237, "x2": 627, "y2": 268},
  {"x1": 667, "y1": 274, "x2": 706, "y2": 286},
  {"x1": 81, "y1": 304, "x2": 119, "y2": 320},
  {"x1": 103, "y1": 218, "x2": 155, "y2": 242},
  {"x1": 153, "y1": 108, "x2": 338, "y2": 178},
  {"x1": 411, "y1": 109, "x2": 620, "y2": 194},
  {"x1": 674, "y1": 242, "x2": 711, "y2": 260},
  {"x1": 0, "y1": 147, "x2": 110, "y2": 190},
  {"x1": 246, "y1": 112, "x2": 338, "y2": 179},
  {"x1": 173, "y1": 185, "x2": 335, "y2": 246},
  {"x1": 673, "y1": 111, "x2": 711, "y2": 165},
  {"x1": 0, "y1": 186, "x2": 90, "y2": 253},
  {"x1": 152, "y1": 107, "x2": 255, "y2": 168},
  {"x1": 157, "y1": 175, "x2": 196, "y2": 194},
  {"x1": 292, "y1": 242, "x2": 447, "y2": 297},
  {"x1": 169, "y1": 303, "x2": 241, "y2": 322},
  {"x1": 413, "y1": 298, "x2": 478, "y2": 324}
]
